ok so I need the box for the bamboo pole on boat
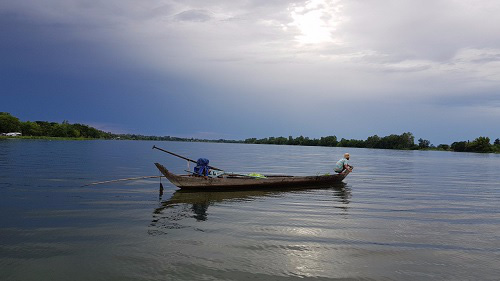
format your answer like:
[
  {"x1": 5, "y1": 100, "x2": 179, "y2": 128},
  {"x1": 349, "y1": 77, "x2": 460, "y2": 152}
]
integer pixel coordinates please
[
  {"x1": 81, "y1": 175, "x2": 164, "y2": 187},
  {"x1": 152, "y1": 145, "x2": 223, "y2": 171}
]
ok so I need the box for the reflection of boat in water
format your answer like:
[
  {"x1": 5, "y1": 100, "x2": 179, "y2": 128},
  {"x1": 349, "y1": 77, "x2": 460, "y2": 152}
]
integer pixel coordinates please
[
  {"x1": 154, "y1": 163, "x2": 350, "y2": 190},
  {"x1": 149, "y1": 185, "x2": 351, "y2": 234}
]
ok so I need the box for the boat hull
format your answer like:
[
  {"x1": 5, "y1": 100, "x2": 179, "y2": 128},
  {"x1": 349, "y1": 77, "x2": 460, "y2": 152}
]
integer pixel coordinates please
[{"x1": 154, "y1": 163, "x2": 350, "y2": 190}]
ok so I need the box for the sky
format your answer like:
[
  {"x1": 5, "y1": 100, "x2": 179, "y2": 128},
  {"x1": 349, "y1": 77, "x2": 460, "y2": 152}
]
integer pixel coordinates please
[{"x1": 1, "y1": 0, "x2": 499, "y2": 144}]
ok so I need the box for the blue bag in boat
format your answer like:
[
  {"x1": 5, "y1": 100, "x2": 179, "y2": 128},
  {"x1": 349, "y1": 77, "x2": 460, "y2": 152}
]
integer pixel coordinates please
[{"x1": 194, "y1": 158, "x2": 210, "y2": 176}]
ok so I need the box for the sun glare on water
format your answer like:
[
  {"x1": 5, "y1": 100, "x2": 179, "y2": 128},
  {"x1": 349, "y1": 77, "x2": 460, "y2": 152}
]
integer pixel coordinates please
[{"x1": 288, "y1": 0, "x2": 344, "y2": 45}]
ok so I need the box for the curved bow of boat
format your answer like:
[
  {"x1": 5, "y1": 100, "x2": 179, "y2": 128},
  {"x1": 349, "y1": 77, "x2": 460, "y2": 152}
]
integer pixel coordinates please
[{"x1": 154, "y1": 163, "x2": 184, "y2": 187}]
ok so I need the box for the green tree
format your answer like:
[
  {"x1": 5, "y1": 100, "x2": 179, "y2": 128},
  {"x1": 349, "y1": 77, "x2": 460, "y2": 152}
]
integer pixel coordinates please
[
  {"x1": 319, "y1": 136, "x2": 338, "y2": 147},
  {"x1": 338, "y1": 138, "x2": 365, "y2": 148},
  {"x1": 451, "y1": 141, "x2": 467, "y2": 152},
  {"x1": 418, "y1": 138, "x2": 431, "y2": 149},
  {"x1": 71, "y1": 129, "x2": 81, "y2": 138},
  {"x1": 467, "y1": 137, "x2": 492, "y2": 153},
  {"x1": 295, "y1": 136, "x2": 305, "y2": 145},
  {"x1": 437, "y1": 144, "x2": 450, "y2": 150},
  {"x1": 275, "y1": 136, "x2": 288, "y2": 145},
  {"x1": 303, "y1": 137, "x2": 318, "y2": 146},
  {"x1": 20, "y1": 121, "x2": 43, "y2": 136},
  {"x1": 50, "y1": 123, "x2": 66, "y2": 137},
  {"x1": 400, "y1": 132, "x2": 416, "y2": 149},
  {"x1": 244, "y1": 138, "x2": 257, "y2": 144},
  {"x1": 376, "y1": 132, "x2": 415, "y2": 149},
  {"x1": 0, "y1": 112, "x2": 22, "y2": 133},
  {"x1": 365, "y1": 135, "x2": 381, "y2": 148},
  {"x1": 35, "y1": 121, "x2": 52, "y2": 135}
]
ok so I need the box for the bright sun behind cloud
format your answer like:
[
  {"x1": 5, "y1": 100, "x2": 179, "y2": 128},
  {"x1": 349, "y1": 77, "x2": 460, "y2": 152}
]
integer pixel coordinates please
[{"x1": 288, "y1": 0, "x2": 344, "y2": 45}]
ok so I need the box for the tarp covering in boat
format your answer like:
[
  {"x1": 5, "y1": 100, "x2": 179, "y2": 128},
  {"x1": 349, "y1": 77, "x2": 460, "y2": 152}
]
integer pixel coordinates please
[{"x1": 194, "y1": 158, "x2": 210, "y2": 176}]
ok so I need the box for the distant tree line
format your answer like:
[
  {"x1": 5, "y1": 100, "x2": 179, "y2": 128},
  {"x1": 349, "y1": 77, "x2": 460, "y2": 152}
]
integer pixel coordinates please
[
  {"x1": 245, "y1": 133, "x2": 416, "y2": 149},
  {"x1": 450, "y1": 137, "x2": 499, "y2": 153},
  {"x1": 0, "y1": 112, "x2": 241, "y2": 143},
  {"x1": 245, "y1": 133, "x2": 500, "y2": 153},
  {"x1": 0, "y1": 112, "x2": 112, "y2": 138},
  {"x1": 2, "y1": 112, "x2": 498, "y2": 153},
  {"x1": 115, "y1": 134, "x2": 242, "y2": 143}
]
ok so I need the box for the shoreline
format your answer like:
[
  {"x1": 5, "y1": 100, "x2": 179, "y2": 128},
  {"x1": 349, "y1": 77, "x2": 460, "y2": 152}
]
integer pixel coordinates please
[
  {"x1": 0, "y1": 136, "x2": 98, "y2": 141},
  {"x1": 2, "y1": 136, "x2": 498, "y2": 154}
]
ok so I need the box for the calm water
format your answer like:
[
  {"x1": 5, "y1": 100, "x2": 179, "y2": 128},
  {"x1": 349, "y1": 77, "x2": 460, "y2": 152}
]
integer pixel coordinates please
[{"x1": 0, "y1": 140, "x2": 499, "y2": 280}]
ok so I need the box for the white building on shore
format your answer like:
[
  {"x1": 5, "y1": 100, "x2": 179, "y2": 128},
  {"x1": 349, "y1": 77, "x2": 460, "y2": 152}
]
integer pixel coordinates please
[{"x1": 3, "y1": 132, "x2": 22, "y2": 136}]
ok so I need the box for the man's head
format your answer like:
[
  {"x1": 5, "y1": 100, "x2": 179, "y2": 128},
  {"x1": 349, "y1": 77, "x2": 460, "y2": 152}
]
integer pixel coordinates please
[{"x1": 344, "y1": 153, "x2": 350, "y2": 160}]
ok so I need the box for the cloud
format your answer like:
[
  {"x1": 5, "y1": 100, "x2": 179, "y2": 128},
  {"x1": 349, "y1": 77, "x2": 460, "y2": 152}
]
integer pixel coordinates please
[
  {"x1": 1, "y1": 0, "x2": 499, "y2": 142},
  {"x1": 340, "y1": 0, "x2": 500, "y2": 61},
  {"x1": 432, "y1": 91, "x2": 500, "y2": 108},
  {"x1": 174, "y1": 9, "x2": 213, "y2": 22}
]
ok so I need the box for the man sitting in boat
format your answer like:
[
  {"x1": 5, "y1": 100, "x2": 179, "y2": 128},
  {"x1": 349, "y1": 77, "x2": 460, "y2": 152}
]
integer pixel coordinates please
[{"x1": 334, "y1": 153, "x2": 353, "y2": 173}]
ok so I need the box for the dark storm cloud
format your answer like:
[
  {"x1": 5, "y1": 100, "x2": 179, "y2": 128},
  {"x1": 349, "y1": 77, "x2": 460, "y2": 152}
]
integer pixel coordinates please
[{"x1": 1, "y1": 0, "x2": 499, "y2": 142}]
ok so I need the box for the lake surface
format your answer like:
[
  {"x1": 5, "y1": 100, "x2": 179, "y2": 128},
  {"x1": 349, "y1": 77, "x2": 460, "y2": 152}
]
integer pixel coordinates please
[{"x1": 1, "y1": 140, "x2": 499, "y2": 280}]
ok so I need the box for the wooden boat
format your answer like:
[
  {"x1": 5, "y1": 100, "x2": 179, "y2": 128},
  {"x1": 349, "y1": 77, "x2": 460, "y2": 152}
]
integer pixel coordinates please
[{"x1": 154, "y1": 162, "x2": 351, "y2": 190}]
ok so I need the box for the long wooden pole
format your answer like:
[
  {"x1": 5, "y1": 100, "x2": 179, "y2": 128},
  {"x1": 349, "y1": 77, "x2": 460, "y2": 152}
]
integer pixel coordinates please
[
  {"x1": 81, "y1": 175, "x2": 164, "y2": 187},
  {"x1": 152, "y1": 145, "x2": 223, "y2": 171}
]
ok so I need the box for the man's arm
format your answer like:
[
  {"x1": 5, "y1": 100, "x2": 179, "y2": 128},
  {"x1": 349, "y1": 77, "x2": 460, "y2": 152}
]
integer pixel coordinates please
[{"x1": 344, "y1": 163, "x2": 353, "y2": 171}]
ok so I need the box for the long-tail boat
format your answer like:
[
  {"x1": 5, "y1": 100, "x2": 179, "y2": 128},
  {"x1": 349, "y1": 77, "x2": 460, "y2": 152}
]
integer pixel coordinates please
[
  {"x1": 154, "y1": 163, "x2": 350, "y2": 190},
  {"x1": 152, "y1": 145, "x2": 351, "y2": 190}
]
